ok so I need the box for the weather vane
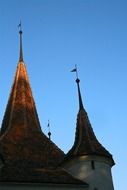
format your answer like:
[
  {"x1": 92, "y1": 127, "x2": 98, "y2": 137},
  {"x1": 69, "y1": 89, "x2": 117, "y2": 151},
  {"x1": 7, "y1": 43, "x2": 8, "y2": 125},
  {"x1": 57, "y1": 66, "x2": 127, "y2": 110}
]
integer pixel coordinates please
[{"x1": 71, "y1": 64, "x2": 79, "y2": 79}]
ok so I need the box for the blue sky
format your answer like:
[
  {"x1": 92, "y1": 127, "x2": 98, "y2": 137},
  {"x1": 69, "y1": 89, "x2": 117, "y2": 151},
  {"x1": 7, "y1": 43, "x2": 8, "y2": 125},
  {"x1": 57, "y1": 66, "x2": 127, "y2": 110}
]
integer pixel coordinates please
[{"x1": 0, "y1": 0, "x2": 126, "y2": 189}]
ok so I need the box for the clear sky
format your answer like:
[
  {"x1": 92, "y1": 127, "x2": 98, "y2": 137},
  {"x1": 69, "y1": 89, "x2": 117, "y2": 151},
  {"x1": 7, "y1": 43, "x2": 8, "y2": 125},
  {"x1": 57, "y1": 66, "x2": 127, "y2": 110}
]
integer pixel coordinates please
[{"x1": 0, "y1": 0, "x2": 126, "y2": 189}]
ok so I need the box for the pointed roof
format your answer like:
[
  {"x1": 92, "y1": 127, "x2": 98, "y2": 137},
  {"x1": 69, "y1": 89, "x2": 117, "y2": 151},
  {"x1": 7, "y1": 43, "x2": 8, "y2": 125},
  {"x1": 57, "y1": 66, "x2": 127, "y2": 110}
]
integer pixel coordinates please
[
  {"x1": 0, "y1": 28, "x2": 64, "y2": 168},
  {"x1": 0, "y1": 61, "x2": 42, "y2": 136},
  {"x1": 64, "y1": 77, "x2": 114, "y2": 165}
]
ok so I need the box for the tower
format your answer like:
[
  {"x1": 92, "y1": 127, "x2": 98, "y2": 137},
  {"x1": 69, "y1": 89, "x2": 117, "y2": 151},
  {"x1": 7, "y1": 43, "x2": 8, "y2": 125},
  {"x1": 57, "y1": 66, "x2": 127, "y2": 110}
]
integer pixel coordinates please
[{"x1": 62, "y1": 72, "x2": 115, "y2": 190}]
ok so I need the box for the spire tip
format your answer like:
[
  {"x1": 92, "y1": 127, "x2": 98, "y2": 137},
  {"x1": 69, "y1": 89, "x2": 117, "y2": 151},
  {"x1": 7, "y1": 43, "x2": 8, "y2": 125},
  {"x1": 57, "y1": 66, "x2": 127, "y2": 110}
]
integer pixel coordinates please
[
  {"x1": 71, "y1": 66, "x2": 84, "y2": 110},
  {"x1": 18, "y1": 21, "x2": 22, "y2": 33},
  {"x1": 18, "y1": 21, "x2": 24, "y2": 62}
]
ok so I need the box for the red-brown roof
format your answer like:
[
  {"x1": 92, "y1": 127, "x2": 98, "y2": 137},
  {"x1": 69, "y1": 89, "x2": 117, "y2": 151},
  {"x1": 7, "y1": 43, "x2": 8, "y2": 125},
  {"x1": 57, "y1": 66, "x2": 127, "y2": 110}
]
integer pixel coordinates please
[
  {"x1": 0, "y1": 62, "x2": 41, "y2": 135},
  {"x1": 0, "y1": 61, "x2": 64, "y2": 168}
]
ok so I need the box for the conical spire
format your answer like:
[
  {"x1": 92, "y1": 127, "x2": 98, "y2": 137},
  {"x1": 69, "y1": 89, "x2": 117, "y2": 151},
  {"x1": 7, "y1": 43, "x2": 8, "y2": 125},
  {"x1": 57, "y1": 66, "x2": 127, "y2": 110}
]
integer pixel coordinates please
[
  {"x1": 63, "y1": 69, "x2": 114, "y2": 165},
  {"x1": 0, "y1": 28, "x2": 64, "y2": 168},
  {"x1": 19, "y1": 22, "x2": 23, "y2": 62},
  {"x1": 0, "y1": 61, "x2": 42, "y2": 136}
]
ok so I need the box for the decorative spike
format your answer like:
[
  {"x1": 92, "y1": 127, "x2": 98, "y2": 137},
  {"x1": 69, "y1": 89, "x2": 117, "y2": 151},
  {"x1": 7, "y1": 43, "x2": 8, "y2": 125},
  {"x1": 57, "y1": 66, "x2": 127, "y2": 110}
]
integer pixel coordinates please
[
  {"x1": 71, "y1": 65, "x2": 84, "y2": 110},
  {"x1": 48, "y1": 131, "x2": 51, "y2": 140},
  {"x1": 47, "y1": 120, "x2": 51, "y2": 140},
  {"x1": 76, "y1": 78, "x2": 84, "y2": 110},
  {"x1": 18, "y1": 21, "x2": 23, "y2": 62}
]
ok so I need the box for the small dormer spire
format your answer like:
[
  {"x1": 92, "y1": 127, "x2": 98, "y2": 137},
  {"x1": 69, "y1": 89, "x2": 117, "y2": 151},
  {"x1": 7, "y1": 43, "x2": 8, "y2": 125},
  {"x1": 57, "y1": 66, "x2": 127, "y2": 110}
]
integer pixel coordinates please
[
  {"x1": 47, "y1": 120, "x2": 51, "y2": 140},
  {"x1": 71, "y1": 65, "x2": 84, "y2": 110},
  {"x1": 18, "y1": 21, "x2": 23, "y2": 62}
]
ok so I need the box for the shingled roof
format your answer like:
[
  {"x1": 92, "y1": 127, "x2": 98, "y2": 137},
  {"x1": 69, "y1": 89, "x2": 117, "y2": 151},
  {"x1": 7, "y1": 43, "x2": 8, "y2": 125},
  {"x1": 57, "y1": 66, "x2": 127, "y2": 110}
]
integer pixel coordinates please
[
  {"x1": 63, "y1": 78, "x2": 114, "y2": 165},
  {"x1": 0, "y1": 29, "x2": 64, "y2": 168},
  {"x1": 0, "y1": 166, "x2": 88, "y2": 186}
]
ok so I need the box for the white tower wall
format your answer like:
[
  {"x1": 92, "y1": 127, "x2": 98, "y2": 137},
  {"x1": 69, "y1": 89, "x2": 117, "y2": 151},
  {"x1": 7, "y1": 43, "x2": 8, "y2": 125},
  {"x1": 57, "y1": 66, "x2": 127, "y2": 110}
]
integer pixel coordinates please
[{"x1": 63, "y1": 155, "x2": 114, "y2": 190}]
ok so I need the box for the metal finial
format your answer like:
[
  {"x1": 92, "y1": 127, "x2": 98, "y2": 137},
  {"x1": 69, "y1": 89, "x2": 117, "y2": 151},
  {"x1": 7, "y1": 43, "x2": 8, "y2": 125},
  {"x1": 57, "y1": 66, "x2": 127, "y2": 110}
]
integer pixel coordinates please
[
  {"x1": 47, "y1": 120, "x2": 51, "y2": 140},
  {"x1": 76, "y1": 78, "x2": 84, "y2": 110},
  {"x1": 18, "y1": 21, "x2": 23, "y2": 62},
  {"x1": 18, "y1": 21, "x2": 22, "y2": 32},
  {"x1": 71, "y1": 65, "x2": 84, "y2": 110}
]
